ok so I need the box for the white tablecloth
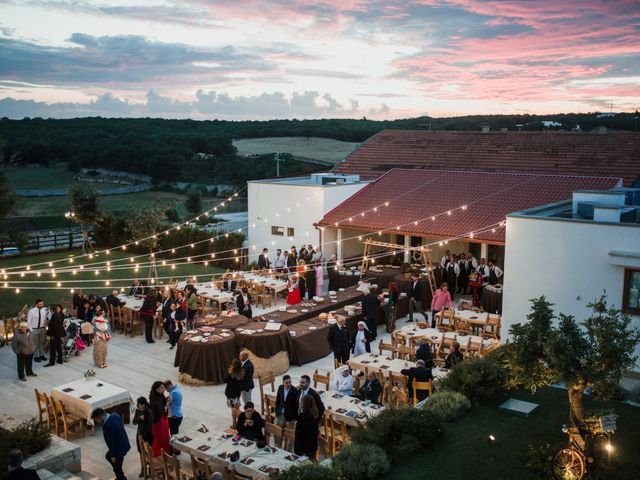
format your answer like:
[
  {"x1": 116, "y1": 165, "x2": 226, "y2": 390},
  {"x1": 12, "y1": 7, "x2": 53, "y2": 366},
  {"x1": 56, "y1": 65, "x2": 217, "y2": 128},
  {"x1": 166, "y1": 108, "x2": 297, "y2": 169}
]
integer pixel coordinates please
[
  {"x1": 397, "y1": 325, "x2": 497, "y2": 351},
  {"x1": 51, "y1": 378, "x2": 132, "y2": 426},
  {"x1": 317, "y1": 390, "x2": 383, "y2": 426},
  {"x1": 116, "y1": 294, "x2": 144, "y2": 311},
  {"x1": 175, "y1": 282, "x2": 234, "y2": 304},
  {"x1": 348, "y1": 353, "x2": 448, "y2": 381}
]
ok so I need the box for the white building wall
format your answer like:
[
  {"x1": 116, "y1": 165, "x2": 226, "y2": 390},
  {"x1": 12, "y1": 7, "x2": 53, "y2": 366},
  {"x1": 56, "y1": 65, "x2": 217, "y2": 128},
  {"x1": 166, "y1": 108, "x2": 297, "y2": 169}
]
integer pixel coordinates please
[
  {"x1": 503, "y1": 216, "x2": 640, "y2": 369},
  {"x1": 248, "y1": 181, "x2": 366, "y2": 263}
]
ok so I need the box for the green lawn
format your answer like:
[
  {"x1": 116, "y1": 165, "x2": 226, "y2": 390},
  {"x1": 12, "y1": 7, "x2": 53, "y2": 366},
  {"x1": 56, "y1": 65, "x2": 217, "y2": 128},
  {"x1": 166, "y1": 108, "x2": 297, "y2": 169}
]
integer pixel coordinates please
[
  {"x1": 389, "y1": 387, "x2": 640, "y2": 480},
  {"x1": 11, "y1": 192, "x2": 247, "y2": 218},
  {"x1": 233, "y1": 137, "x2": 360, "y2": 163},
  {"x1": 0, "y1": 250, "x2": 224, "y2": 317},
  {"x1": 5, "y1": 166, "x2": 128, "y2": 191}
]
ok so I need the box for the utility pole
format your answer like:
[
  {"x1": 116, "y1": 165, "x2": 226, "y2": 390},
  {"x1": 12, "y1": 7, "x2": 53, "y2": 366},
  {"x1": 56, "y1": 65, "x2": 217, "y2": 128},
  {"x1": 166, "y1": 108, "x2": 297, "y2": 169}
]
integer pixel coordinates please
[{"x1": 274, "y1": 152, "x2": 285, "y2": 177}]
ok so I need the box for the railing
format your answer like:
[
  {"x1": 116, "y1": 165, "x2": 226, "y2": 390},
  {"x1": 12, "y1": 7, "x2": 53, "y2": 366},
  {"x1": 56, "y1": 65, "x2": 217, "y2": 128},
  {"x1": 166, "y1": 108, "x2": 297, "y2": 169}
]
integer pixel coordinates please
[{"x1": 0, "y1": 227, "x2": 90, "y2": 255}]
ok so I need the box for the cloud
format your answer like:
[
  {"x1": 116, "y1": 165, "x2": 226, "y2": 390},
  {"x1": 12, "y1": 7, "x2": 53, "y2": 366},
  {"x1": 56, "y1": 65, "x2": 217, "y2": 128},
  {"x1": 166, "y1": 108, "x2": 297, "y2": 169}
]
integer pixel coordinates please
[
  {"x1": 0, "y1": 89, "x2": 381, "y2": 119},
  {"x1": 286, "y1": 68, "x2": 363, "y2": 79}
]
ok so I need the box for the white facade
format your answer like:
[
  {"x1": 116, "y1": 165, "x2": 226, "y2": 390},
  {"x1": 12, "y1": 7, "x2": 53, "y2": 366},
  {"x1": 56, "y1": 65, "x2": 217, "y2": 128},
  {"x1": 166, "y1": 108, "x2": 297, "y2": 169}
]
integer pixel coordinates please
[
  {"x1": 247, "y1": 175, "x2": 367, "y2": 263},
  {"x1": 503, "y1": 202, "x2": 640, "y2": 370}
]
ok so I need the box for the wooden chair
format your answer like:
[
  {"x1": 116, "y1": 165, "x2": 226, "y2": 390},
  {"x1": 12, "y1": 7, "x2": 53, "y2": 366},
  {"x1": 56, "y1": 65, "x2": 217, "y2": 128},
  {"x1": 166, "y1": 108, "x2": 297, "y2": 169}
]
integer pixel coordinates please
[
  {"x1": 395, "y1": 344, "x2": 416, "y2": 362},
  {"x1": 392, "y1": 385, "x2": 409, "y2": 408},
  {"x1": 283, "y1": 426, "x2": 296, "y2": 452},
  {"x1": 454, "y1": 317, "x2": 473, "y2": 336},
  {"x1": 391, "y1": 331, "x2": 406, "y2": 347},
  {"x1": 313, "y1": 369, "x2": 331, "y2": 391},
  {"x1": 262, "y1": 393, "x2": 277, "y2": 424},
  {"x1": 264, "y1": 422, "x2": 284, "y2": 448},
  {"x1": 161, "y1": 448, "x2": 193, "y2": 480},
  {"x1": 434, "y1": 335, "x2": 457, "y2": 367},
  {"x1": 231, "y1": 472, "x2": 253, "y2": 480},
  {"x1": 378, "y1": 341, "x2": 395, "y2": 357},
  {"x1": 190, "y1": 454, "x2": 214, "y2": 480},
  {"x1": 334, "y1": 358, "x2": 345, "y2": 369},
  {"x1": 412, "y1": 378, "x2": 433, "y2": 405},
  {"x1": 329, "y1": 415, "x2": 350, "y2": 455},
  {"x1": 317, "y1": 434, "x2": 331, "y2": 460},
  {"x1": 51, "y1": 398, "x2": 85, "y2": 440},
  {"x1": 34, "y1": 389, "x2": 54, "y2": 431},
  {"x1": 256, "y1": 285, "x2": 272, "y2": 308},
  {"x1": 462, "y1": 337, "x2": 482, "y2": 359},
  {"x1": 458, "y1": 300, "x2": 474, "y2": 311},
  {"x1": 416, "y1": 320, "x2": 429, "y2": 329},
  {"x1": 259, "y1": 374, "x2": 276, "y2": 411},
  {"x1": 436, "y1": 309, "x2": 455, "y2": 332},
  {"x1": 140, "y1": 438, "x2": 164, "y2": 479},
  {"x1": 481, "y1": 314, "x2": 501, "y2": 340}
]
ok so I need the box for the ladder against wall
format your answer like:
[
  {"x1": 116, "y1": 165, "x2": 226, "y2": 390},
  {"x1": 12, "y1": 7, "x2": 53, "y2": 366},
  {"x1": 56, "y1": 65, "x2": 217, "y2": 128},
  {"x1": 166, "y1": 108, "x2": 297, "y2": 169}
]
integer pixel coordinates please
[{"x1": 360, "y1": 240, "x2": 436, "y2": 296}]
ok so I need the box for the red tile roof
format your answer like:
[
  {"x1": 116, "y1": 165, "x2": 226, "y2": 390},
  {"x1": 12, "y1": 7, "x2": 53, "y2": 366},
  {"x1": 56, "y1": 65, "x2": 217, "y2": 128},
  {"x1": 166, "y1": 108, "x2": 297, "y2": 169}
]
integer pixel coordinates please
[
  {"x1": 334, "y1": 130, "x2": 640, "y2": 186},
  {"x1": 317, "y1": 169, "x2": 621, "y2": 244}
]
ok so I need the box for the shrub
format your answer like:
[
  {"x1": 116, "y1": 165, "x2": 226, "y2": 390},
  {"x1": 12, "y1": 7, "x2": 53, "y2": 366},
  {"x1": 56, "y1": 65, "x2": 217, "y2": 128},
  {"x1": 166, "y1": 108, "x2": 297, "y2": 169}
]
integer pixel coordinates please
[
  {"x1": 423, "y1": 390, "x2": 471, "y2": 422},
  {"x1": 438, "y1": 356, "x2": 507, "y2": 403},
  {"x1": 271, "y1": 463, "x2": 338, "y2": 480},
  {"x1": 332, "y1": 443, "x2": 391, "y2": 480},
  {"x1": 523, "y1": 442, "x2": 556, "y2": 479},
  {"x1": 350, "y1": 407, "x2": 442, "y2": 459},
  {"x1": 0, "y1": 417, "x2": 51, "y2": 471}
]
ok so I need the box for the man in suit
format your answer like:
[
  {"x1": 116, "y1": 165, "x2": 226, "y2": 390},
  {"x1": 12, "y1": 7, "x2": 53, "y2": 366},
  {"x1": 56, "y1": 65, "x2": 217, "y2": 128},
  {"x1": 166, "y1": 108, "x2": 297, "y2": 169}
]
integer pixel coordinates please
[
  {"x1": 106, "y1": 290, "x2": 126, "y2": 311},
  {"x1": 160, "y1": 289, "x2": 175, "y2": 340},
  {"x1": 91, "y1": 408, "x2": 130, "y2": 480},
  {"x1": 3, "y1": 449, "x2": 40, "y2": 480},
  {"x1": 258, "y1": 248, "x2": 271, "y2": 270},
  {"x1": 275, "y1": 375, "x2": 298, "y2": 426},
  {"x1": 130, "y1": 279, "x2": 146, "y2": 297},
  {"x1": 327, "y1": 315, "x2": 350, "y2": 364},
  {"x1": 361, "y1": 287, "x2": 381, "y2": 340},
  {"x1": 401, "y1": 359, "x2": 433, "y2": 402},
  {"x1": 222, "y1": 273, "x2": 237, "y2": 292},
  {"x1": 297, "y1": 375, "x2": 325, "y2": 420},
  {"x1": 240, "y1": 350, "x2": 254, "y2": 404},
  {"x1": 408, "y1": 273, "x2": 428, "y2": 323},
  {"x1": 359, "y1": 370, "x2": 382, "y2": 404}
]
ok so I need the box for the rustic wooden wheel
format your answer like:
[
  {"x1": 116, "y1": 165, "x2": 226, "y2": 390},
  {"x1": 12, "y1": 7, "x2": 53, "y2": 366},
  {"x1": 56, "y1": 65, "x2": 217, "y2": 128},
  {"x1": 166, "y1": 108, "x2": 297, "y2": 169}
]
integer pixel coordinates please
[{"x1": 553, "y1": 447, "x2": 585, "y2": 480}]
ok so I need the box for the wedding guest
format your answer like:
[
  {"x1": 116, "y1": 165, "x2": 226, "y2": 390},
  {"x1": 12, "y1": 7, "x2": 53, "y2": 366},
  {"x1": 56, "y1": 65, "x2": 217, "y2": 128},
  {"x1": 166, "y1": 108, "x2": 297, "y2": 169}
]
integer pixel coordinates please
[
  {"x1": 140, "y1": 290, "x2": 158, "y2": 344},
  {"x1": 236, "y1": 402, "x2": 265, "y2": 442},
  {"x1": 445, "y1": 342, "x2": 464, "y2": 368},
  {"x1": 222, "y1": 273, "x2": 237, "y2": 292},
  {"x1": 44, "y1": 304, "x2": 65, "y2": 367},
  {"x1": 26, "y1": 299, "x2": 48, "y2": 363},
  {"x1": 225, "y1": 359, "x2": 245, "y2": 414},
  {"x1": 168, "y1": 302, "x2": 185, "y2": 349},
  {"x1": 362, "y1": 287, "x2": 381, "y2": 339},
  {"x1": 294, "y1": 395, "x2": 319, "y2": 459},
  {"x1": 296, "y1": 260, "x2": 307, "y2": 300},
  {"x1": 334, "y1": 366, "x2": 353, "y2": 396},
  {"x1": 296, "y1": 375, "x2": 325, "y2": 420},
  {"x1": 12, "y1": 322, "x2": 36, "y2": 382},
  {"x1": 258, "y1": 248, "x2": 271, "y2": 269},
  {"x1": 315, "y1": 259, "x2": 324, "y2": 296},
  {"x1": 359, "y1": 370, "x2": 382, "y2": 404},
  {"x1": 274, "y1": 249, "x2": 286, "y2": 272},
  {"x1": 327, "y1": 254, "x2": 339, "y2": 292},
  {"x1": 408, "y1": 273, "x2": 428, "y2": 323},
  {"x1": 286, "y1": 275, "x2": 301, "y2": 305},
  {"x1": 236, "y1": 287, "x2": 253, "y2": 318},
  {"x1": 72, "y1": 289, "x2": 88, "y2": 319},
  {"x1": 185, "y1": 285, "x2": 198, "y2": 330},
  {"x1": 106, "y1": 290, "x2": 126, "y2": 311},
  {"x1": 431, "y1": 283, "x2": 452, "y2": 328},
  {"x1": 165, "y1": 380, "x2": 183, "y2": 436},
  {"x1": 415, "y1": 339, "x2": 433, "y2": 368},
  {"x1": 130, "y1": 279, "x2": 147, "y2": 297},
  {"x1": 287, "y1": 246, "x2": 298, "y2": 269},
  {"x1": 275, "y1": 375, "x2": 298, "y2": 426},
  {"x1": 132, "y1": 397, "x2": 153, "y2": 477},
  {"x1": 160, "y1": 289, "x2": 174, "y2": 339},
  {"x1": 305, "y1": 261, "x2": 316, "y2": 300},
  {"x1": 149, "y1": 381, "x2": 170, "y2": 457},
  {"x1": 402, "y1": 359, "x2": 433, "y2": 402},
  {"x1": 4, "y1": 449, "x2": 40, "y2": 480},
  {"x1": 351, "y1": 321, "x2": 372, "y2": 357},
  {"x1": 240, "y1": 350, "x2": 254, "y2": 404},
  {"x1": 91, "y1": 408, "x2": 130, "y2": 480},
  {"x1": 327, "y1": 315, "x2": 350, "y2": 364},
  {"x1": 385, "y1": 282, "x2": 399, "y2": 333},
  {"x1": 92, "y1": 306, "x2": 111, "y2": 368}
]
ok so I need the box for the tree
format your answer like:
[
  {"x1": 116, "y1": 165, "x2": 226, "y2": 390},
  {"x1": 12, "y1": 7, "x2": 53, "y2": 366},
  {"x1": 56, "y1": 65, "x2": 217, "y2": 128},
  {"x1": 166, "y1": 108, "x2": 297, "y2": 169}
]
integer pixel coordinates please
[
  {"x1": 67, "y1": 184, "x2": 100, "y2": 253},
  {"x1": 124, "y1": 202, "x2": 168, "y2": 283},
  {"x1": 505, "y1": 295, "x2": 640, "y2": 427},
  {"x1": 184, "y1": 189, "x2": 203, "y2": 217},
  {"x1": 0, "y1": 171, "x2": 16, "y2": 220}
]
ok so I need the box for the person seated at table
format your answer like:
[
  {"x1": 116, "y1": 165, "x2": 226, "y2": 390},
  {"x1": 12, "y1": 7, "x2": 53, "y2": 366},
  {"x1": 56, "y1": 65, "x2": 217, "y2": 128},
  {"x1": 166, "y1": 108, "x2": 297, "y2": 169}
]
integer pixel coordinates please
[
  {"x1": 445, "y1": 342, "x2": 464, "y2": 368},
  {"x1": 415, "y1": 339, "x2": 433, "y2": 368},
  {"x1": 130, "y1": 279, "x2": 147, "y2": 297},
  {"x1": 294, "y1": 395, "x2": 319, "y2": 459},
  {"x1": 359, "y1": 370, "x2": 382, "y2": 404},
  {"x1": 168, "y1": 303, "x2": 185, "y2": 349},
  {"x1": 430, "y1": 283, "x2": 452, "y2": 329},
  {"x1": 236, "y1": 287, "x2": 253, "y2": 319},
  {"x1": 334, "y1": 365, "x2": 354, "y2": 396},
  {"x1": 401, "y1": 359, "x2": 433, "y2": 402},
  {"x1": 286, "y1": 274, "x2": 302, "y2": 305},
  {"x1": 350, "y1": 321, "x2": 373, "y2": 357},
  {"x1": 236, "y1": 401, "x2": 265, "y2": 442},
  {"x1": 258, "y1": 248, "x2": 271, "y2": 270},
  {"x1": 222, "y1": 273, "x2": 237, "y2": 292},
  {"x1": 106, "y1": 290, "x2": 126, "y2": 311},
  {"x1": 275, "y1": 375, "x2": 298, "y2": 426},
  {"x1": 88, "y1": 294, "x2": 108, "y2": 317}
]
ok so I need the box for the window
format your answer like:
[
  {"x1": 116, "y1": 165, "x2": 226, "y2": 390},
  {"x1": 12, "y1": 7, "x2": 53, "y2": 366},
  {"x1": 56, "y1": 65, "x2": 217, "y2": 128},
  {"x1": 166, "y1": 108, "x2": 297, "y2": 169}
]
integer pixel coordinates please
[
  {"x1": 271, "y1": 226, "x2": 284, "y2": 236},
  {"x1": 622, "y1": 269, "x2": 640, "y2": 315},
  {"x1": 287, "y1": 227, "x2": 295, "y2": 237}
]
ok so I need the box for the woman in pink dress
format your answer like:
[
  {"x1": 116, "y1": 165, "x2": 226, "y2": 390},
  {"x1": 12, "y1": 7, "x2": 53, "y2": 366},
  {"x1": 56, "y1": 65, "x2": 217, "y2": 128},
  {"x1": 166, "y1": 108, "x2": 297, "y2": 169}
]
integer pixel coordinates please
[
  {"x1": 315, "y1": 260, "x2": 324, "y2": 296},
  {"x1": 287, "y1": 275, "x2": 302, "y2": 305}
]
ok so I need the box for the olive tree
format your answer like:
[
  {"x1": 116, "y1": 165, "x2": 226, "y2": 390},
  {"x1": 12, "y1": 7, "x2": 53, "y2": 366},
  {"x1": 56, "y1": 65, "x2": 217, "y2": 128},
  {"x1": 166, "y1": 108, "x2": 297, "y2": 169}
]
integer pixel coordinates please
[{"x1": 67, "y1": 184, "x2": 100, "y2": 253}]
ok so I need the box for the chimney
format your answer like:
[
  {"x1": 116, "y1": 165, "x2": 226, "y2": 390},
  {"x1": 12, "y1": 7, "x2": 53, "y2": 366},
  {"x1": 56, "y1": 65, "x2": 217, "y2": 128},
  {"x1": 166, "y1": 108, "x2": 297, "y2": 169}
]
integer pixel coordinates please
[{"x1": 481, "y1": 125, "x2": 490, "y2": 133}]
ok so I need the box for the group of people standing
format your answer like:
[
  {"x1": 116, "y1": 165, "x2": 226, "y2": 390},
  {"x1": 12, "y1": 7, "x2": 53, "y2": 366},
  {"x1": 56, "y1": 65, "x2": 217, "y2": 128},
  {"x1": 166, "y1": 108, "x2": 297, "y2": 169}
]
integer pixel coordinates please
[{"x1": 439, "y1": 250, "x2": 503, "y2": 300}]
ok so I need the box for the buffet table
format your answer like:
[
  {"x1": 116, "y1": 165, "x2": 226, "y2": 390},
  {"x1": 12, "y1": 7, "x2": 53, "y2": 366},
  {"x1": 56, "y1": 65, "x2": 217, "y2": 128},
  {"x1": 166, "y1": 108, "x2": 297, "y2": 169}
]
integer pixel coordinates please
[
  {"x1": 235, "y1": 322, "x2": 292, "y2": 358},
  {"x1": 174, "y1": 327, "x2": 237, "y2": 384},
  {"x1": 480, "y1": 287, "x2": 503, "y2": 314},
  {"x1": 363, "y1": 267, "x2": 401, "y2": 288},
  {"x1": 287, "y1": 318, "x2": 332, "y2": 365}
]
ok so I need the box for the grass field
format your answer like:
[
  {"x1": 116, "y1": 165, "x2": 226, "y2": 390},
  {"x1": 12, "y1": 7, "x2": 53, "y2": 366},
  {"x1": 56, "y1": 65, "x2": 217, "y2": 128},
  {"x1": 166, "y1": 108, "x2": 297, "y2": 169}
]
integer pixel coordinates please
[
  {"x1": 10, "y1": 191, "x2": 247, "y2": 218},
  {"x1": 0, "y1": 250, "x2": 225, "y2": 317},
  {"x1": 389, "y1": 387, "x2": 640, "y2": 480},
  {"x1": 233, "y1": 136, "x2": 360, "y2": 163}
]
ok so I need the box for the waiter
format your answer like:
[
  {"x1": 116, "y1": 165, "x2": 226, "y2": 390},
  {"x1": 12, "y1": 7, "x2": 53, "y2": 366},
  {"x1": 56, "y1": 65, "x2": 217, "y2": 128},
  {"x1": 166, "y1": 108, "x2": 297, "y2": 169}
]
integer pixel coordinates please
[
  {"x1": 457, "y1": 253, "x2": 470, "y2": 295},
  {"x1": 476, "y1": 258, "x2": 490, "y2": 283},
  {"x1": 488, "y1": 260, "x2": 503, "y2": 285},
  {"x1": 445, "y1": 256, "x2": 460, "y2": 301},
  {"x1": 26, "y1": 299, "x2": 48, "y2": 363},
  {"x1": 440, "y1": 250, "x2": 451, "y2": 268}
]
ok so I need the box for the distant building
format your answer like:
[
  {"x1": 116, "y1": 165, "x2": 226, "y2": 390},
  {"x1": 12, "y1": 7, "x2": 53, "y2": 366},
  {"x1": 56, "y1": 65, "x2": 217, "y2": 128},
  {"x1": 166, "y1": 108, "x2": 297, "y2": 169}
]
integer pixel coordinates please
[
  {"x1": 542, "y1": 121, "x2": 562, "y2": 127},
  {"x1": 247, "y1": 173, "x2": 368, "y2": 262},
  {"x1": 597, "y1": 112, "x2": 617, "y2": 118},
  {"x1": 503, "y1": 188, "x2": 640, "y2": 370}
]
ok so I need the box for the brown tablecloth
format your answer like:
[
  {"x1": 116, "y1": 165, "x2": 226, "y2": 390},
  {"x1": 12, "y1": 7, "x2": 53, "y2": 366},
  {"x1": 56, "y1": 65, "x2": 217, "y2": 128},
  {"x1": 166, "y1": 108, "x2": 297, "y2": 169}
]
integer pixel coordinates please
[
  {"x1": 363, "y1": 268, "x2": 401, "y2": 288},
  {"x1": 338, "y1": 273, "x2": 360, "y2": 288},
  {"x1": 480, "y1": 288, "x2": 503, "y2": 314},
  {"x1": 258, "y1": 286, "x2": 365, "y2": 326},
  {"x1": 174, "y1": 329, "x2": 237, "y2": 384},
  {"x1": 235, "y1": 322, "x2": 292, "y2": 358},
  {"x1": 215, "y1": 315, "x2": 253, "y2": 330},
  {"x1": 288, "y1": 319, "x2": 332, "y2": 365}
]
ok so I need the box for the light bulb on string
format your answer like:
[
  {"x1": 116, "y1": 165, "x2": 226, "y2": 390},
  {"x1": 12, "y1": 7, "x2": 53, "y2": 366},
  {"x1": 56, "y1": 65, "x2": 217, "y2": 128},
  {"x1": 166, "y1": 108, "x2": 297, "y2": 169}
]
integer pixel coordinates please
[
  {"x1": 20, "y1": 272, "x2": 24, "y2": 278},
  {"x1": 447, "y1": 211, "x2": 452, "y2": 216},
  {"x1": 26, "y1": 266, "x2": 30, "y2": 271},
  {"x1": 56, "y1": 281, "x2": 61, "y2": 287},
  {"x1": 80, "y1": 265, "x2": 84, "y2": 270},
  {"x1": 37, "y1": 272, "x2": 41, "y2": 277},
  {"x1": 15, "y1": 288, "x2": 20, "y2": 294}
]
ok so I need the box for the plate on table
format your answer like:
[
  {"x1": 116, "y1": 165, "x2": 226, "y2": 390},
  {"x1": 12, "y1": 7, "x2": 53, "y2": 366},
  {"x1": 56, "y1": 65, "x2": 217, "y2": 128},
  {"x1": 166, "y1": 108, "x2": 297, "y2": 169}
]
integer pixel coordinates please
[
  {"x1": 197, "y1": 445, "x2": 210, "y2": 452},
  {"x1": 240, "y1": 458, "x2": 254, "y2": 465},
  {"x1": 285, "y1": 454, "x2": 299, "y2": 461},
  {"x1": 177, "y1": 436, "x2": 191, "y2": 443}
]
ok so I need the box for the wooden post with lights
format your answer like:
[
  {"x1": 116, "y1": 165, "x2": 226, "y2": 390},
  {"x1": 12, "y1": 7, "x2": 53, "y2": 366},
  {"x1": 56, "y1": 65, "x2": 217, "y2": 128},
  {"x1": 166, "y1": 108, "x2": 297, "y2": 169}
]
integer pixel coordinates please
[{"x1": 360, "y1": 239, "x2": 436, "y2": 296}]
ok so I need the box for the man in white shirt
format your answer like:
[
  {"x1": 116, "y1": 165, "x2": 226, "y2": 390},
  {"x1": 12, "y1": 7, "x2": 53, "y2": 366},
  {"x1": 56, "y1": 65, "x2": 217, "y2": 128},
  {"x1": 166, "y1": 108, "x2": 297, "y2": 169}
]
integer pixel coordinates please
[
  {"x1": 488, "y1": 260, "x2": 504, "y2": 285},
  {"x1": 274, "y1": 249, "x2": 286, "y2": 273},
  {"x1": 440, "y1": 250, "x2": 451, "y2": 268},
  {"x1": 26, "y1": 299, "x2": 48, "y2": 362},
  {"x1": 477, "y1": 258, "x2": 490, "y2": 282},
  {"x1": 467, "y1": 252, "x2": 479, "y2": 271}
]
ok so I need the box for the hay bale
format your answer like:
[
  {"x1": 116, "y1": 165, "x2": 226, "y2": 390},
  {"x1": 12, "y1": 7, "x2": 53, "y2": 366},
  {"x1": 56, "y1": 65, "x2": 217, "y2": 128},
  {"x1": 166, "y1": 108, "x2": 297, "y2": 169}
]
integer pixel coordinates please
[{"x1": 245, "y1": 350, "x2": 290, "y2": 378}]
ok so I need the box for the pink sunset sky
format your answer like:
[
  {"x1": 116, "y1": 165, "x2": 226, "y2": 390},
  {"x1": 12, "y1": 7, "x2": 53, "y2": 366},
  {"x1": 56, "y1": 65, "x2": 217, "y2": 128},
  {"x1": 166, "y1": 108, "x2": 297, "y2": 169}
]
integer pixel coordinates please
[{"x1": 0, "y1": 0, "x2": 638, "y2": 119}]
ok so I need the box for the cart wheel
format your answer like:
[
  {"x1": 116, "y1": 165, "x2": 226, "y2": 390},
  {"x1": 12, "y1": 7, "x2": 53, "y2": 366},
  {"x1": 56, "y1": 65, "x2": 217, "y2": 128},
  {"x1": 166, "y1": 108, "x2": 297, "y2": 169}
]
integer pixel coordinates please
[
  {"x1": 553, "y1": 448, "x2": 585, "y2": 480},
  {"x1": 64, "y1": 357, "x2": 70, "y2": 362}
]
